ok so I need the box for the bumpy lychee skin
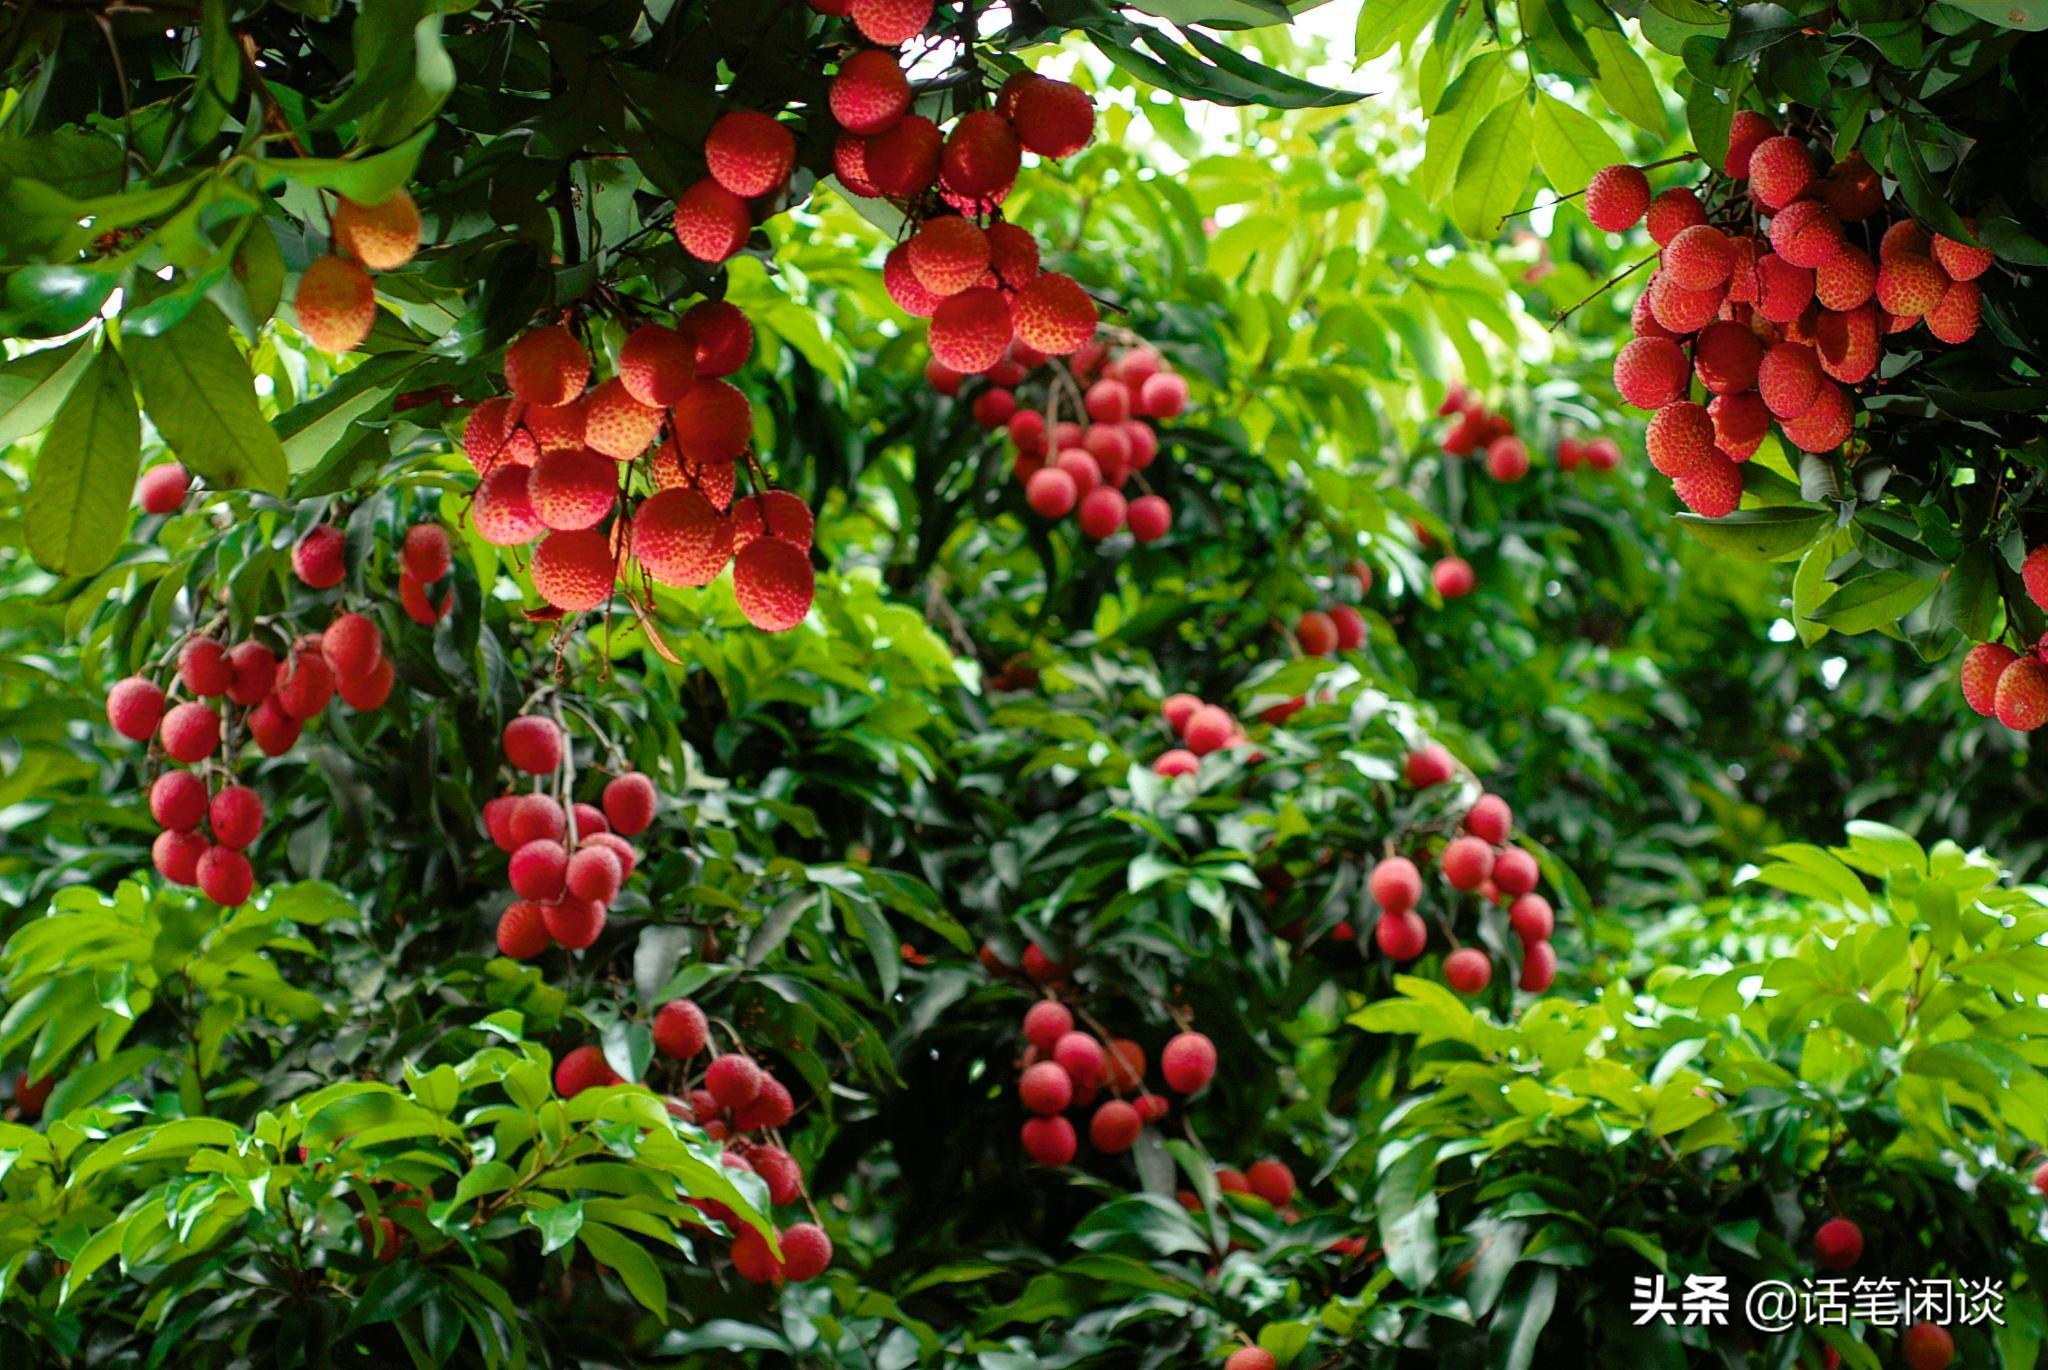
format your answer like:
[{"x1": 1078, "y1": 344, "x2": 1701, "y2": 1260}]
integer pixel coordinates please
[
  {"x1": 276, "y1": 650, "x2": 335, "y2": 720},
  {"x1": 197, "y1": 846, "x2": 254, "y2": 907},
  {"x1": 833, "y1": 132, "x2": 882, "y2": 197},
  {"x1": 530, "y1": 529, "x2": 616, "y2": 612},
  {"x1": 1613, "y1": 337, "x2": 1688, "y2": 410},
  {"x1": 1375, "y1": 910, "x2": 1427, "y2": 960},
  {"x1": 583, "y1": 379, "x2": 663, "y2": 460},
  {"x1": 1724, "y1": 109, "x2": 1777, "y2": 177},
  {"x1": 672, "y1": 379, "x2": 753, "y2": 463},
  {"x1": 1631, "y1": 288, "x2": 1677, "y2": 340},
  {"x1": 1444, "y1": 947, "x2": 1493, "y2": 996},
  {"x1": 829, "y1": 49, "x2": 910, "y2": 134},
  {"x1": 1182, "y1": 705, "x2": 1233, "y2": 755},
  {"x1": 676, "y1": 300, "x2": 753, "y2": 379},
  {"x1": 1962, "y1": 642, "x2": 2021, "y2": 715},
  {"x1": 1758, "y1": 342, "x2": 1822, "y2": 418},
  {"x1": 107, "y1": 676, "x2": 166, "y2": 741},
  {"x1": 292, "y1": 524, "x2": 347, "y2": 589},
  {"x1": 1584, "y1": 164, "x2": 1649, "y2": 231},
  {"x1": 179, "y1": 637, "x2": 233, "y2": 697},
  {"x1": 779, "y1": 1223, "x2": 833, "y2": 1282},
  {"x1": 1674, "y1": 452, "x2": 1743, "y2": 517},
  {"x1": 1754, "y1": 254, "x2": 1816, "y2": 323},
  {"x1": 248, "y1": 696, "x2": 303, "y2": 756},
  {"x1": 153, "y1": 828, "x2": 208, "y2": 885},
  {"x1": 1779, "y1": 379, "x2": 1851, "y2": 453},
  {"x1": 226, "y1": 642, "x2": 278, "y2": 708},
  {"x1": 706, "y1": 111, "x2": 797, "y2": 198},
  {"x1": 210, "y1": 784, "x2": 265, "y2": 850},
  {"x1": 1815, "y1": 244, "x2": 1876, "y2": 310},
  {"x1": 504, "y1": 325, "x2": 591, "y2": 408},
  {"x1": 928, "y1": 287, "x2": 1014, "y2": 374},
  {"x1": 632, "y1": 488, "x2": 734, "y2": 587},
  {"x1": 1089, "y1": 1098, "x2": 1142, "y2": 1153},
  {"x1": 1011, "y1": 273, "x2": 1098, "y2": 355},
  {"x1": 332, "y1": 189, "x2": 422, "y2": 271},
  {"x1": 1708, "y1": 391, "x2": 1770, "y2": 459},
  {"x1": 149, "y1": 769, "x2": 207, "y2": 830},
  {"x1": 496, "y1": 902, "x2": 552, "y2": 959},
  {"x1": 865, "y1": 114, "x2": 943, "y2": 198},
  {"x1": 1648, "y1": 273, "x2": 1723, "y2": 335},
  {"x1": 1925, "y1": 278, "x2": 1981, "y2": 344},
  {"x1": 472, "y1": 464, "x2": 547, "y2": 546},
  {"x1": 1998, "y1": 655, "x2": 2048, "y2": 730},
  {"x1": 883, "y1": 243, "x2": 943, "y2": 318},
  {"x1": 1767, "y1": 198, "x2": 1842, "y2": 269},
  {"x1": 1816, "y1": 305, "x2": 1880, "y2": 384},
  {"x1": 941, "y1": 110, "x2": 1022, "y2": 198},
  {"x1": 1746, "y1": 135, "x2": 1814, "y2": 209},
  {"x1": 1874, "y1": 252, "x2": 1946, "y2": 317},
  {"x1": 554, "y1": 1045, "x2": 621, "y2": 1098},
  {"x1": 908, "y1": 217, "x2": 991, "y2": 297},
  {"x1": 503, "y1": 715, "x2": 563, "y2": 775},
  {"x1": 672, "y1": 178, "x2": 752, "y2": 263},
  {"x1": 1644, "y1": 188, "x2": 1706, "y2": 246},
  {"x1": 1009, "y1": 76, "x2": 1095, "y2": 159},
  {"x1": 293, "y1": 255, "x2": 376, "y2": 352},
  {"x1": 1440, "y1": 835, "x2": 1494, "y2": 890},
  {"x1": 850, "y1": 0, "x2": 932, "y2": 46},
  {"x1": 1021, "y1": 1114, "x2": 1077, "y2": 1166},
  {"x1": 462, "y1": 398, "x2": 538, "y2": 473},
  {"x1": 1646, "y1": 401, "x2": 1716, "y2": 478},
  {"x1": 732, "y1": 491, "x2": 816, "y2": 552},
  {"x1": 1817, "y1": 150, "x2": 1883, "y2": 221},
  {"x1": 615, "y1": 325, "x2": 697, "y2": 409},
  {"x1": 1663, "y1": 224, "x2": 1734, "y2": 290},
  {"x1": 733, "y1": 536, "x2": 816, "y2": 632},
  {"x1": 1694, "y1": 320, "x2": 1764, "y2": 394},
  {"x1": 1432, "y1": 556, "x2": 1475, "y2": 598},
  {"x1": 1933, "y1": 227, "x2": 1994, "y2": 283},
  {"x1": 2020, "y1": 546, "x2": 2048, "y2": 614},
  {"x1": 528, "y1": 448, "x2": 618, "y2": 531},
  {"x1": 1160, "y1": 1031, "x2": 1216, "y2": 1093},
  {"x1": 1076, "y1": 486, "x2": 1127, "y2": 538},
  {"x1": 1370, "y1": 856, "x2": 1422, "y2": 914},
  {"x1": 137, "y1": 462, "x2": 191, "y2": 514},
  {"x1": 1025, "y1": 467, "x2": 1077, "y2": 517}
]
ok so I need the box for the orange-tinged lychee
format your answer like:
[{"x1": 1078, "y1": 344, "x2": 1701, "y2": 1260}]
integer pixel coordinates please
[
  {"x1": 617, "y1": 325, "x2": 697, "y2": 407},
  {"x1": 332, "y1": 188, "x2": 423, "y2": 271},
  {"x1": 530, "y1": 529, "x2": 615, "y2": 611},
  {"x1": 672, "y1": 178, "x2": 751, "y2": 263},
  {"x1": 732, "y1": 537, "x2": 815, "y2": 632},
  {"x1": 631, "y1": 488, "x2": 734, "y2": 587},
  {"x1": 294, "y1": 256, "x2": 376, "y2": 352},
  {"x1": 505, "y1": 326, "x2": 590, "y2": 407}
]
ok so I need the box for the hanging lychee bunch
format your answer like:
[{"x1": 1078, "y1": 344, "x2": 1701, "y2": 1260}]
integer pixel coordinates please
[
  {"x1": 1436, "y1": 382, "x2": 1621, "y2": 478},
  {"x1": 1366, "y1": 748, "x2": 1558, "y2": 996},
  {"x1": 460, "y1": 304, "x2": 816, "y2": 635},
  {"x1": 291, "y1": 187, "x2": 425, "y2": 353},
  {"x1": 104, "y1": 604, "x2": 400, "y2": 905},
  {"x1": 1014, "y1": 999, "x2": 1211, "y2": 1167},
  {"x1": 820, "y1": 18, "x2": 1102, "y2": 378},
  {"x1": 1176, "y1": 1157, "x2": 1300, "y2": 1217},
  {"x1": 484, "y1": 714, "x2": 658, "y2": 960},
  {"x1": 551, "y1": 999, "x2": 834, "y2": 1284},
  {"x1": 1590, "y1": 113, "x2": 1997, "y2": 519},
  {"x1": 1956, "y1": 552, "x2": 2048, "y2": 732},
  {"x1": 945, "y1": 335, "x2": 1184, "y2": 543},
  {"x1": 1152, "y1": 692, "x2": 1252, "y2": 778},
  {"x1": 1294, "y1": 602, "x2": 1367, "y2": 657}
]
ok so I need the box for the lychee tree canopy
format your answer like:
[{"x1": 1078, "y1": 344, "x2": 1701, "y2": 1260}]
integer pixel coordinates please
[{"x1": 4, "y1": 4, "x2": 2048, "y2": 1369}]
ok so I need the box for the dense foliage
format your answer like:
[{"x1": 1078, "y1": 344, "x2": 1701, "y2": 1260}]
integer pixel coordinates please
[{"x1": 3, "y1": 1, "x2": 2047, "y2": 1368}]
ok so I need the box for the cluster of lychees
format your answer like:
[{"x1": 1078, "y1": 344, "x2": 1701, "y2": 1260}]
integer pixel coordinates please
[
  {"x1": 289, "y1": 519, "x2": 456, "y2": 631},
  {"x1": 105, "y1": 568, "x2": 414, "y2": 905},
  {"x1": 1176, "y1": 1158, "x2": 1298, "y2": 1217},
  {"x1": 1152, "y1": 691, "x2": 1254, "y2": 779},
  {"x1": 944, "y1": 337, "x2": 1186, "y2": 542},
  {"x1": 1365, "y1": 744, "x2": 1557, "y2": 996},
  {"x1": 1437, "y1": 382, "x2": 1621, "y2": 479},
  {"x1": 1957, "y1": 548, "x2": 2048, "y2": 732},
  {"x1": 460, "y1": 310, "x2": 816, "y2": 633},
  {"x1": 291, "y1": 188, "x2": 425, "y2": 352},
  {"x1": 1014, "y1": 998, "x2": 1217, "y2": 1167},
  {"x1": 483, "y1": 715, "x2": 653, "y2": 958},
  {"x1": 550, "y1": 998, "x2": 832, "y2": 1284},
  {"x1": 1589, "y1": 112, "x2": 1997, "y2": 517},
  {"x1": 815, "y1": 9, "x2": 1103, "y2": 379}
]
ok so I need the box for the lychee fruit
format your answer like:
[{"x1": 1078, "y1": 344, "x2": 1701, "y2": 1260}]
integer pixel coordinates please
[
  {"x1": 150, "y1": 769, "x2": 209, "y2": 831},
  {"x1": 462, "y1": 398, "x2": 538, "y2": 473},
  {"x1": 829, "y1": 49, "x2": 910, "y2": 135},
  {"x1": 1025, "y1": 467, "x2": 1078, "y2": 517},
  {"x1": 275, "y1": 649, "x2": 335, "y2": 720},
  {"x1": 1780, "y1": 380, "x2": 1852, "y2": 453},
  {"x1": 472, "y1": 464, "x2": 547, "y2": 546},
  {"x1": 779, "y1": 1223, "x2": 832, "y2": 1282},
  {"x1": 1900, "y1": 1322, "x2": 1952, "y2": 1370},
  {"x1": 1932, "y1": 227, "x2": 1994, "y2": 283},
  {"x1": 1159, "y1": 1031, "x2": 1216, "y2": 1093},
  {"x1": 1995, "y1": 656, "x2": 2048, "y2": 731},
  {"x1": 732, "y1": 536, "x2": 815, "y2": 633},
  {"x1": 865, "y1": 114, "x2": 943, "y2": 198},
  {"x1": 706, "y1": 111, "x2": 796, "y2": 198},
  {"x1": 1585, "y1": 164, "x2": 1649, "y2": 231},
  {"x1": 672, "y1": 178, "x2": 751, "y2": 263},
  {"x1": 1694, "y1": 320, "x2": 1763, "y2": 394},
  {"x1": 247, "y1": 696, "x2": 303, "y2": 756},
  {"x1": 672, "y1": 379, "x2": 753, "y2": 463},
  {"x1": 1076, "y1": 486, "x2": 1126, "y2": 538},
  {"x1": 1754, "y1": 254, "x2": 1815, "y2": 323},
  {"x1": 1815, "y1": 305, "x2": 1880, "y2": 384},
  {"x1": 137, "y1": 462, "x2": 190, "y2": 514},
  {"x1": 210, "y1": 785, "x2": 265, "y2": 850},
  {"x1": 1370, "y1": 856, "x2": 1421, "y2": 914},
  {"x1": 1182, "y1": 705, "x2": 1233, "y2": 755},
  {"x1": 1644, "y1": 188, "x2": 1706, "y2": 246},
  {"x1": 1010, "y1": 273, "x2": 1098, "y2": 355},
  {"x1": 293, "y1": 256, "x2": 376, "y2": 352},
  {"x1": 582, "y1": 379, "x2": 663, "y2": 460},
  {"x1": 1375, "y1": 910, "x2": 1427, "y2": 960},
  {"x1": 731, "y1": 491, "x2": 815, "y2": 552},
  {"x1": 1010, "y1": 76, "x2": 1095, "y2": 159},
  {"x1": 1674, "y1": 452, "x2": 1744, "y2": 517},
  {"x1": 1021, "y1": 1115, "x2": 1077, "y2": 1165},
  {"x1": 292, "y1": 525, "x2": 347, "y2": 589},
  {"x1": 1126, "y1": 494, "x2": 1172, "y2": 543},
  {"x1": 1925, "y1": 278, "x2": 1981, "y2": 344},
  {"x1": 850, "y1": 0, "x2": 931, "y2": 46},
  {"x1": 1766, "y1": 198, "x2": 1842, "y2": 269},
  {"x1": 528, "y1": 448, "x2": 618, "y2": 531},
  {"x1": 529, "y1": 529, "x2": 615, "y2": 611},
  {"x1": 677, "y1": 299, "x2": 754, "y2": 378},
  {"x1": 1816, "y1": 151, "x2": 1883, "y2": 221},
  {"x1": 106, "y1": 676, "x2": 166, "y2": 741},
  {"x1": 497, "y1": 902, "x2": 552, "y2": 959},
  {"x1": 987, "y1": 222, "x2": 1041, "y2": 289},
  {"x1": 1724, "y1": 110, "x2": 1777, "y2": 177},
  {"x1": 1874, "y1": 252, "x2": 1946, "y2": 317},
  {"x1": 1440, "y1": 836, "x2": 1493, "y2": 891},
  {"x1": 1020, "y1": 1060, "x2": 1073, "y2": 1115},
  {"x1": 160, "y1": 700, "x2": 221, "y2": 763},
  {"x1": 1444, "y1": 947, "x2": 1492, "y2": 995},
  {"x1": 1708, "y1": 391, "x2": 1770, "y2": 459},
  {"x1": 153, "y1": 828, "x2": 208, "y2": 885},
  {"x1": 1758, "y1": 342, "x2": 1822, "y2": 418},
  {"x1": 1746, "y1": 136, "x2": 1813, "y2": 209},
  {"x1": 1152, "y1": 749, "x2": 1198, "y2": 778},
  {"x1": 616, "y1": 325, "x2": 697, "y2": 408},
  {"x1": 941, "y1": 110, "x2": 1022, "y2": 198},
  {"x1": 1815, "y1": 244, "x2": 1876, "y2": 311},
  {"x1": 1646, "y1": 401, "x2": 1716, "y2": 477},
  {"x1": 1519, "y1": 940, "x2": 1557, "y2": 992},
  {"x1": 1649, "y1": 273, "x2": 1724, "y2": 334},
  {"x1": 1614, "y1": 336, "x2": 1688, "y2": 410},
  {"x1": 1663, "y1": 224, "x2": 1734, "y2": 289},
  {"x1": 1960, "y1": 642, "x2": 2020, "y2": 716},
  {"x1": 554, "y1": 1045, "x2": 621, "y2": 1097},
  {"x1": 1813, "y1": 1217, "x2": 1863, "y2": 1272},
  {"x1": 928, "y1": 287, "x2": 1014, "y2": 374},
  {"x1": 504, "y1": 326, "x2": 591, "y2": 408},
  {"x1": 226, "y1": 641, "x2": 277, "y2": 707},
  {"x1": 332, "y1": 189, "x2": 423, "y2": 271},
  {"x1": 197, "y1": 846, "x2": 254, "y2": 906},
  {"x1": 908, "y1": 217, "x2": 991, "y2": 297}
]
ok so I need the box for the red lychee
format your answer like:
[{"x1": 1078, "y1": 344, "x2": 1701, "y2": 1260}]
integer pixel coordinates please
[
  {"x1": 1370, "y1": 856, "x2": 1422, "y2": 914},
  {"x1": 149, "y1": 769, "x2": 208, "y2": 831},
  {"x1": 505, "y1": 326, "x2": 590, "y2": 407},
  {"x1": 883, "y1": 243, "x2": 944, "y2": 318},
  {"x1": 1961, "y1": 642, "x2": 2020, "y2": 716},
  {"x1": 332, "y1": 189, "x2": 422, "y2": 271},
  {"x1": 1694, "y1": 321, "x2": 1764, "y2": 394},
  {"x1": 865, "y1": 114, "x2": 943, "y2": 198},
  {"x1": 1076, "y1": 486, "x2": 1126, "y2": 538},
  {"x1": 1746, "y1": 136, "x2": 1813, "y2": 209},
  {"x1": 1644, "y1": 188, "x2": 1706, "y2": 246},
  {"x1": 1724, "y1": 110, "x2": 1777, "y2": 177},
  {"x1": 1025, "y1": 467, "x2": 1078, "y2": 517},
  {"x1": 1925, "y1": 278, "x2": 1981, "y2": 344},
  {"x1": 706, "y1": 111, "x2": 796, "y2": 198},
  {"x1": 1767, "y1": 198, "x2": 1842, "y2": 269},
  {"x1": 1813, "y1": 1217, "x2": 1863, "y2": 1272},
  {"x1": 1780, "y1": 380, "x2": 1852, "y2": 453},
  {"x1": 1674, "y1": 452, "x2": 1744, "y2": 517},
  {"x1": 941, "y1": 110, "x2": 1022, "y2": 198},
  {"x1": 1440, "y1": 836, "x2": 1493, "y2": 891},
  {"x1": 672, "y1": 379, "x2": 753, "y2": 463},
  {"x1": 1432, "y1": 556, "x2": 1474, "y2": 598},
  {"x1": 472, "y1": 464, "x2": 547, "y2": 546},
  {"x1": 1614, "y1": 336, "x2": 1689, "y2": 410},
  {"x1": 1020, "y1": 1060, "x2": 1073, "y2": 1115},
  {"x1": 1754, "y1": 254, "x2": 1816, "y2": 324},
  {"x1": 908, "y1": 217, "x2": 991, "y2": 297},
  {"x1": 497, "y1": 902, "x2": 552, "y2": 959},
  {"x1": 1758, "y1": 342, "x2": 1823, "y2": 418},
  {"x1": 1815, "y1": 245, "x2": 1876, "y2": 311},
  {"x1": 1933, "y1": 227, "x2": 1994, "y2": 282},
  {"x1": 292, "y1": 525, "x2": 347, "y2": 589},
  {"x1": 554, "y1": 1045, "x2": 621, "y2": 1097},
  {"x1": 137, "y1": 462, "x2": 190, "y2": 514},
  {"x1": 677, "y1": 300, "x2": 754, "y2": 378},
  {"x1": 672, "y1": 178, "x2": 751, "y2": 263},
  {"x1": 1708, "y1": 390, "x2": 1770, "y2": 459},
  {"x1": 1009, "y1": 76, "x2": 1095, "y2": 159},
  {"x1": 830, "y1": 50, "x2": 910, "y2": 135},
  {"x1": 1444, "y1": 947, "x2": 1492, "y2": 995},
  {"x1": 1160, "y1": 1031, "x2": 1216, "y2": 1093},
  {"x1": 528, "y1": 448, "x2": 618, "y2": 531},
  {"x1": 928, "y1": 287, "x2": 1014, "y2": 374},
  {"x1": 197, "y1": 846, "x2": 254, "y2": 906},
  {"x1": 1663, "y1": 224, "x2": 1734, "y2": 289},
  {"x1": 1126, "y1": 494, "x2": 1172, "y2": 543},
  {"x1": 160, "y1": 700, "x2": 221, "y2": 763},
  {"x1": 1584, "y1": 164, "x2": 1649, "y2": 232},
  {"x1": 1874, "y1": 252, "x2": 1946, "y2": 317},
  {"x1": 1021, "y1": 1114, "x2": 1077, "y2": 1165},
  {"x1": 1375, "y1": 910, "x2": 1427, "y2": 960},
  {"x1": 732, "y1": 536, "x2": 815, "y2": 632},
  {"x1": 107, "y1": 676, "x2": 166, "y2": 741},
  {"x1": 1011, "y1": 273, "x2": 1098, "y2": 355},
  {"x1": 1996, "y1": 656, "x2": 2048, "y2": 731},
  {"x1": 1646, "y1": 400, "x2": 1716, "y2": 477},
  {"x1": 617, "y1": 325, "x2": 697, "y2": 408},
  {"x1": 850, "y1": 0, "x2": 931, "y2": 46}
]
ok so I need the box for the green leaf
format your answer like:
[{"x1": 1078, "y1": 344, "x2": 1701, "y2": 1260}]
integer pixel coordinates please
[
  {"x1": 1450, "y1": 97, "x2": 1534, "y2": 241},
  {"x1": 1356, "y1": 0, "x2": 1442, "y2": 60},
  {"x1": 1126, "y1": 0, "x2": 1293, "y2": 27},
  {"x1": 0, "y1": 337, "x2": 93, "y2": 447},
  {"x1": 1674, "y1": 507, "x2": 1829, "y2": 562},
  {"x1": 579, "y1": 1223, "x2": 670, "y2": 1321},
  {"x1": 1808, "y1": 569, "x2": 1940, "y2": 634},
  {"x1": 1417, "y1": 54, "x2": 1509, "y2": 208},
  {"x1": 1933, "y1": 0, "x2": 2048, "y2": 28},
  {"x1": 125, "y1": 302, "x2": 289, "y2": 495},
  {"x1": 1639, "y1": 0, "x2": 1728, "y2": 56},
  {"x1": 1531, "y1": 91, "x2": 1626, "y2": 196},
  {"x1": 1487, "y1": 1265, "x2": 1558, "y2": 1370},
  {"x1": 525, "y1": 1199, "x2": 585, "y2": 1255},
  {"x1": 25, "y1": 344, "x2": 140, "y2": 576},
  {"x1": 1584, "y1": 27, "x2": 1668, "y2": 136},
  {"x1": 1716, "y1": 4, "x2": 1804, "y2": 61}
]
